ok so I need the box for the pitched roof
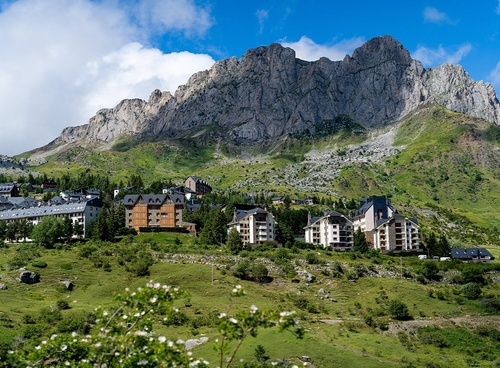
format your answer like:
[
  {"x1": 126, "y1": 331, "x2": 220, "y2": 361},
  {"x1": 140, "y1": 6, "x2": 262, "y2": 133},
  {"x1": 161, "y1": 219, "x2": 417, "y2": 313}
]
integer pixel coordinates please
[{"x1": 450, "y1": 248, "x2": 494, "y2": 260}]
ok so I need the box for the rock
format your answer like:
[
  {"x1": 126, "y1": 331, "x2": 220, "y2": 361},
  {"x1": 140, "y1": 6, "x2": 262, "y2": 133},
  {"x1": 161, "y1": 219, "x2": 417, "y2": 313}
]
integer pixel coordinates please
[
  {"x1": 33, "y1": 36, "x2": 500, "y2": 156},
  {"x1": 18, "y1": 271, "x2": 40, "y2": 284},
  {"x1": 62, "y1": 281, "x2": 74, "y2": 291},
  {"x1": 185, "y1": 336, "x2": 209, "y2": 350},
  {"x1": 0, "y1": 283, "x2": 7, "y2": 290},
  {"x1": 298, "y1": 269, "x2": 316, "y2": 283}
]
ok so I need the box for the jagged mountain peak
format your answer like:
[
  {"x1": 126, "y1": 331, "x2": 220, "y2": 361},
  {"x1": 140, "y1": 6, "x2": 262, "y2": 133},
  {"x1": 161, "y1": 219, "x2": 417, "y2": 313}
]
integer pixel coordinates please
[{"x1": 33, "y1": 36, "x2": 500, "y2": 156}]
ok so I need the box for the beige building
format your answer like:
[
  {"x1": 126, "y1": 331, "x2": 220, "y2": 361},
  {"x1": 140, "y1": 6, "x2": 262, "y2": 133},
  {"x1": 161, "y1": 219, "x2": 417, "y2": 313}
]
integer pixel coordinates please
[
  {"x1": 184, "y1": 176, "x2": 212, "y2": 197},
  {"x1": 304, "y1": 211, "x2": 354, "y2": 250},
  {"x1": 353, "y1": 196, "x2": 420, "y2": 252},
  {"x1": 227, "y1": 207, "x2": 275, "y2": 245},
  {"x1": 372, "y1": 214, "x2": 420, "y2": 252}
]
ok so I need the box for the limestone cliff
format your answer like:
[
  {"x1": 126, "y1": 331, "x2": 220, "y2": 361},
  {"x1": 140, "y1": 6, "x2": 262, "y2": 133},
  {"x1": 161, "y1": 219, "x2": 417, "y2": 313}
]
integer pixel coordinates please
[{"x1": 43, "y1": 35, "x2": 500, "y2": 151}]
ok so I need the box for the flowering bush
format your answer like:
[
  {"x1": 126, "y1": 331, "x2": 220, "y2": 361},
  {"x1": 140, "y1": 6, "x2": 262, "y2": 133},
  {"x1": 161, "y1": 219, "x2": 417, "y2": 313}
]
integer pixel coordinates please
[{"x1": 4, "y1": 282, "x2": 303, "y2": 367}]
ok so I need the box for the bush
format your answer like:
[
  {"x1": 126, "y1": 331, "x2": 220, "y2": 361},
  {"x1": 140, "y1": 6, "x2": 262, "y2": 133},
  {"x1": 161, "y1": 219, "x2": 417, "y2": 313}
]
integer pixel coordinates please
[
  {"x1": 31, "y1": 260, "x2": 47, "y2": 268},
  {"x1": 56, "y1": 300, "x2": 71, "y2": 311},
  {"x1": 460, "y1": 283, "x2": 482, "y2": 300},
  {"x1": 388, "y1": 299, "x2": 412, "y2": 320}
]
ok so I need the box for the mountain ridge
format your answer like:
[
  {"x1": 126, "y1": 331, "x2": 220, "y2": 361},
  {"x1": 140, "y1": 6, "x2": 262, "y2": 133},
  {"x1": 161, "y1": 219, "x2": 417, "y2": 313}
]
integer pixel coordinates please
[{"x1": 31, "y1": 35, "x2": 500, "y2": 157}]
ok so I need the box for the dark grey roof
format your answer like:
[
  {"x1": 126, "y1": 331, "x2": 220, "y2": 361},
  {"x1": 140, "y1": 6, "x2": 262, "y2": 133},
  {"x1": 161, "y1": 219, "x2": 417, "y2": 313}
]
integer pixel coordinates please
[
  {"x1": 122, "y1": 193, "x2": 184, "y2": 206},
  {"x1": 0, "y1": 198, "x2": 102, "y2": 221},
  {"x1": 229, "y1": 207, "x2": 270, "y2": 224},
  {"x1": 450, "y1": 248, "x2": 494, "y2": 260}
]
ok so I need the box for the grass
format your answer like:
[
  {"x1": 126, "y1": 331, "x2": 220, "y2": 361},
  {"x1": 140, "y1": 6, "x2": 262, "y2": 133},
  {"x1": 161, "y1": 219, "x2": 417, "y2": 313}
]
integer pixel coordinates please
[{"x1": 1, "y1": 233, "x2": 499, "y2": 366}]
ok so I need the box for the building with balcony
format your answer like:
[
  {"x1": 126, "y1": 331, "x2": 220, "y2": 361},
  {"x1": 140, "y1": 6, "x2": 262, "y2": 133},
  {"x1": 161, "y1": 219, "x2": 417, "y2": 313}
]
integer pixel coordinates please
[
  {"x1": 353, "y1": 196, "x2": 420, "y2": 252},
  {"x1": 372, "y1": 214, "x2": 420, "y2": 252},
  {"x1": 122, "y1": 194, "x2": 184, "y2": 232},
  {"x1": 0, "y1": 198, "x2": 103, "y2": 237},
  {"x1": 304, "y1": 211, "x2": 354, "y2": 250},
  {"x1": 227, "y1": 207, "x2": 275, "y2": 245}
]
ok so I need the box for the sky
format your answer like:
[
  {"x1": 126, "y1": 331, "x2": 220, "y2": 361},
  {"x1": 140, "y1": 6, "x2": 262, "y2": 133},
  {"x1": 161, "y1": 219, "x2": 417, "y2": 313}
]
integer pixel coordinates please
[{"x1": 1, "y1": 0, "x2": 500, "y2": 156}]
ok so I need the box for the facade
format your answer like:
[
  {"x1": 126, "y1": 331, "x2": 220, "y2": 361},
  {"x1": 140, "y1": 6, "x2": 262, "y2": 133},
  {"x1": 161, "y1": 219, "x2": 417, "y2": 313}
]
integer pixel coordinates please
[
  {"x1": 184, "y1": 176, "x2": 212, "y2": 197},
  {"x1": 0, "y1": 183, "x2": 19, "y2": 198},
  {"x1": 304, "y1": 211, "x2": 354, "y2": 250},
  {"x1": 372, "y1": 214, "x2": 420, "y2": 252},
  {"x1": 0, "y1": 198, "x2": 103, "y2": 237},
  {"x1": 122, "y1": 194, "x2": 184, "y2": 232},
  {"x1": 227, "y1": 207, "x2": 275, "y2": 245},
  {"x1": 353, "y1": 196, "x2": 420, "y2": 252}
]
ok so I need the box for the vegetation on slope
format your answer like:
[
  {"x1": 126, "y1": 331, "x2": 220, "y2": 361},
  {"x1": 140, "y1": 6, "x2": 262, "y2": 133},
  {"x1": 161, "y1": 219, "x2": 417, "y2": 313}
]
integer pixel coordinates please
[{"x1": 0, "y1": 233, "x2": 499, "y2": 367}]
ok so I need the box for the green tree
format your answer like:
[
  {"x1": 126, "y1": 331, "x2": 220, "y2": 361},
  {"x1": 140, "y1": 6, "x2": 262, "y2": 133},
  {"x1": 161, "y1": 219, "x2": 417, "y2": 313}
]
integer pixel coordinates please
[
  {"x1": 227, "y1": 227, "x2": 243, "y2": 254},
  {"x1": 0, "y1": 220, "x2": 6, "y2": 243},
  {"x1": 62, "y1": 216, "x2": 74, "y2": 242},
  {"x1": 92, "y1": 209, "x2": 114, "y2": 242},
  {"x1": 200, "y1": 208, "x2": 227, "y2": 245},
  {"x1": 353, "y1": 228, "x2": 368, "y2": 253},
  {"x1": 418, "y1": 261, "x2": 440, "y2": 280},
  {"x1": 31, "y1": 216, "x2": 64, "y2": 248}
]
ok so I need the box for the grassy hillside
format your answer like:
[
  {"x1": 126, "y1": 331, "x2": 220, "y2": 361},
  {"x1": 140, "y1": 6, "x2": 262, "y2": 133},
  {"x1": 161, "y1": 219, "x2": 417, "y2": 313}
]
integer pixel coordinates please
[
  {"x1": 26, "y1": 105, "x2": 500, "y2": 244},
  {"x1": 0, "y1": 234, "x2": 499, "y2": 367}
]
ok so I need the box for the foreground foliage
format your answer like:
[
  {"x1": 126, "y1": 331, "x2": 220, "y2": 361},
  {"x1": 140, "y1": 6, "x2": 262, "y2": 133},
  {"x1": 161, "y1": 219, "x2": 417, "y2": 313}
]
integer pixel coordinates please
[{"x1": 3, "y1": 282, "x2": 303, "y2": 367}]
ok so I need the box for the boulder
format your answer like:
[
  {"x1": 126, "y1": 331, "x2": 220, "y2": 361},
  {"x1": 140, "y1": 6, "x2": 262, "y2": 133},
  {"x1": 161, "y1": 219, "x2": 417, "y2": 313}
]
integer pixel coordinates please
[
  {"x1": 62, "y1": 281, "x2": 74, "y2": 291},
  {"x1": 18, "y1": 271, "x2": 40, "y2": 284},
  {"x1": 0, "y1": 283, "x2": 7, "y2": 290}
]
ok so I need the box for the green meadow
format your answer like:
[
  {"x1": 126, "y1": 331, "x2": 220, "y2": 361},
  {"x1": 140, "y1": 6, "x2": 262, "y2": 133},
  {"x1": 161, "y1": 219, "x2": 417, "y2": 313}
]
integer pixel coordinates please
[{"x1": 1, "y1": 232, "x2": 498, "y2": 367}]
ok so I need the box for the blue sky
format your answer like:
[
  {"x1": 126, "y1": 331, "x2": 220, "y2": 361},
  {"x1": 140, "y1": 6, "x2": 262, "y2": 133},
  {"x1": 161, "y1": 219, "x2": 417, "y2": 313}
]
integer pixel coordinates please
[{"x1": 1, "y1": 0, "x2": 500, "y2": 156}]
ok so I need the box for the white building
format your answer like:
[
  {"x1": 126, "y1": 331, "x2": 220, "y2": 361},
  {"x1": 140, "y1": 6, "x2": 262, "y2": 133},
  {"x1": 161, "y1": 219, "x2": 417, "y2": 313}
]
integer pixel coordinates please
[
  {"x1": 353, "y1": 196, "x2": 419, "y2": 252},
  {"x1": 227, "y1": 207, "x2": 275, "y2": 245},
  {"x1": 372, "y1": 214, "x2": 420, "y2": 252},
  {"x1": 0, "y1": 198, "x2": 103, "y2": 237},
  {"x1": 304, "y1": 211, "x2": 354, "y2": 250}
]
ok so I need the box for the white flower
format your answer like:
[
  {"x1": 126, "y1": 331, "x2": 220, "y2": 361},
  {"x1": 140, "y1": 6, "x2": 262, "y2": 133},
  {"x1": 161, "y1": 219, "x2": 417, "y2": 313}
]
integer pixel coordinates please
[
  {"x1": 279, "y1": 311, "x2": 295, "y2": 317},
  {"x1": 154, "y1": 282, "x2": 160, "y2": 289},
  {"x1": 150, "y1": 297, "x2": 157, "y2": 303},
  {"x1": 158, "y1": 336, "x2": 166, "y2": 343},
  {"x1": 219, "y1": 312, "x2": 227, "y2": 319},
  {"x1": 229, "y1": 317, "x2": 238, "y2": 324},
  {"x1": 250, "y1": 305, "x2": 258, "y2": 314},
  {"x1": 137, "y1": 359, "x2": 148, "y2": 365},
  {"x1": 35, "y1": 345, "x2": 41, "y2": 350},
  {"x1": 94, "y1": 342, "x2": 101, "y2": 348},
  {"x1": 135, "y1": 331, "x2": 148, "y2": 336},
  {"x1": 71, "y1": 332, "x2": 78, "y2": 338},
  {"x1": 61, "y1": 344, "x2": 67, "y2": 351},
  {"x1": 41, "y1": 340, "x2": 47, "y2": 345},
  {"x1": 176, "y1": 339, "x2": 185, "y2": 344}
]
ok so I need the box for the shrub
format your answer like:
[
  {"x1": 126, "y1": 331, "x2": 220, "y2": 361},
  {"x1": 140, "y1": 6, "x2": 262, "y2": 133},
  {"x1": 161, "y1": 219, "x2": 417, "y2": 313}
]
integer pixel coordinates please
[
  {"x1": 388, "y1": 299, "x2": 412, "y2": 320},
  {"x1": 31, "y1": 260, "x2": 47, "y2": 268},
  {"x1": 56, "y1": 300, "x2": 71, "y2": 311},
  {"x1": 460, "y1": 283, "x2": 482, "y2": 300}
]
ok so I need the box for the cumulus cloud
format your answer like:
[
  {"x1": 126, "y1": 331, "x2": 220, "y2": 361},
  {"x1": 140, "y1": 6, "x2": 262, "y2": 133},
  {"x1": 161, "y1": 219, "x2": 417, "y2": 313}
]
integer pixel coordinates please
[
  {"x1": 0, "y1": 0, "x2": 215, "y2": 156},
  {"x1": 412, "y1": 43, "x2": 472, "y2": 67},
  {"x1": 280, "y1": 36, "x2": 365, "y2": 62},
  {"x1": 423, "y1": 7, "x2": 450, "y2": 23}
]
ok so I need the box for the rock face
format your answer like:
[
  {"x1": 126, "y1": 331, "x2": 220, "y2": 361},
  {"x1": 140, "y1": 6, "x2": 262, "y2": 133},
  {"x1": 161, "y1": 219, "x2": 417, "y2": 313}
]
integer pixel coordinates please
[{"x1": 41, "y1": 36, "x2": 500, "y2": 151}]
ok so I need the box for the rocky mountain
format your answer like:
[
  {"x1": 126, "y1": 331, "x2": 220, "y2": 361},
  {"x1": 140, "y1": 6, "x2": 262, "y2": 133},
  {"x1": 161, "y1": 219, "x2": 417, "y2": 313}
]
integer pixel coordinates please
[{"x1": 41, "y1": 35, "x2": 500, "y2": 153}]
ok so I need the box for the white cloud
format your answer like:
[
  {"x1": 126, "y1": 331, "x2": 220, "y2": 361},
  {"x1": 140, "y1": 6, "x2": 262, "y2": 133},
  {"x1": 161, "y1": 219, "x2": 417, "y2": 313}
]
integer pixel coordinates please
[
  {"x1": 423, "y1": 7, "x2": 449, "y2": 23},
  {"x1": 412, "y1": 43, "x2": 472, "y2": 67},
  {"x1": 280, "y1": 36, "x2": 365, "y2": 62},
  {"x1": 255, "y1": 9, "x2": 269, "y2": 34},
  {"x1": 0, "y1": 0, "x2": 215, "y2": 156},
  {"x1": 489, "y1": 62, "x2": 500, "y2": 90},
  {"x1": 136, "y1": 0, "x2": 213, "y2": 38}
]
